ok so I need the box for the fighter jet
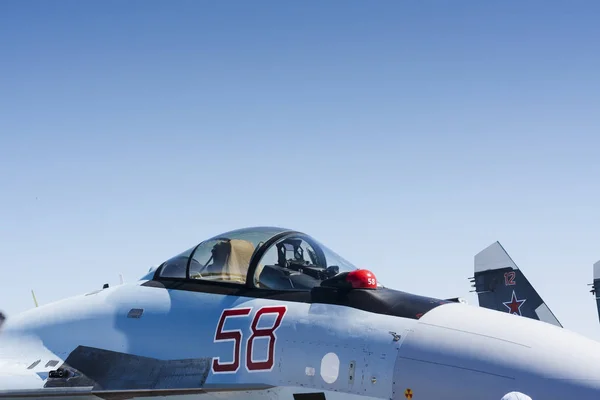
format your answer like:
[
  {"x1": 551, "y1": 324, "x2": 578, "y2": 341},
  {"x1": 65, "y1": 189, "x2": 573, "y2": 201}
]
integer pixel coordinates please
[
  {"x1": 1, "y1": 227, "x2": 600, "y2": 399},
  {"x1": 470, "y1": 241, "x2": 562, "y2": 328}
]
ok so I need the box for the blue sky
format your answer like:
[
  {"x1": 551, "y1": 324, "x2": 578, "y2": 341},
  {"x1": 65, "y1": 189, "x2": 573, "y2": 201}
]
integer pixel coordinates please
[{"x1": 1, "y1": 1, "x2": 600, "y2": 339}]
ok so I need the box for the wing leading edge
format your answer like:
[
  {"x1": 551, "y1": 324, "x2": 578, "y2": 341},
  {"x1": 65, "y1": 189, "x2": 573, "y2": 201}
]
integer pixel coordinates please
[{"x1": 470, "y1": 241, "x2": 562, "y2": 328}]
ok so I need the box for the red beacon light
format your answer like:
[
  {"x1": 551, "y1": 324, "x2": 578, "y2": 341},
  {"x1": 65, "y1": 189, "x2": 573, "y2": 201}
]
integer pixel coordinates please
[
  {"x1": 320, "y1": 268, "x2": 378, "y2": 290},
  {"x1": 346, "y1": 269, "x2": 378, "y2": 289}
]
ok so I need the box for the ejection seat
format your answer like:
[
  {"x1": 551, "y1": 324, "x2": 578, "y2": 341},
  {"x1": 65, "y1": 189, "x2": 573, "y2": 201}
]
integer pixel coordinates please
[{"x1": 192, "y1": 239, "x2": 255, "y2": 284}]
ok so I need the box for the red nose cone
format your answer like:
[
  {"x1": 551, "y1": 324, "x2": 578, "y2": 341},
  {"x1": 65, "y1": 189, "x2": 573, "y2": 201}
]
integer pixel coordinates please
[{"x1": 346, "y1": 269, "x2": 377, "y2": 289}]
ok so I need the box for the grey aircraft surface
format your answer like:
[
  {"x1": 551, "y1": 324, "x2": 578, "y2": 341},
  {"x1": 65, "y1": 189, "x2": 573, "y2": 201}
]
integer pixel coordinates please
[
  {"x1": 470, "y1": 241, "x2": 562, "y2": 328},
  {"x1": 590, "y1": 261, "x2": 600, "y2": 323},
  {"x1": 1, "y1": 227, "x2": 600, "y2": 399}
]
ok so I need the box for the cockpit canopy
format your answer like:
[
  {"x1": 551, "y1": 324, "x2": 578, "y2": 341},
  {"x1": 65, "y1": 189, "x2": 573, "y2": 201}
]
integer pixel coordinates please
[{"x1": 156, "y1": 227, "x2": 360, "y2": 291}]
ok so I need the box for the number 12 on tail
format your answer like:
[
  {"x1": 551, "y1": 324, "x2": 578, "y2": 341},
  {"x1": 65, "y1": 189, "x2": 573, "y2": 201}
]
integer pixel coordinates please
[
  {"x1": 211, "y1": 305, "x2": 287, "y2": 374},
  {"x1": 504, "y1": 271, "x2": 516, "y2": 286}
]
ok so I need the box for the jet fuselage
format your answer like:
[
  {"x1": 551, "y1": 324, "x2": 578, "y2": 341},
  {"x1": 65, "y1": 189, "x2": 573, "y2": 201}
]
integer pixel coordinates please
[{"x1": 2, "y1": 280, "x2": 600, "y2": 400}]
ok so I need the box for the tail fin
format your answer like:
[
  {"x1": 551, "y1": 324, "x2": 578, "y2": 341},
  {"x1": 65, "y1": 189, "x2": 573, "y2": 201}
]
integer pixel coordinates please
[
  {"x1": 591, "y1": 261, "x2": 600, "y2": 322},
  {"x1": 469, "y1": 241, "x2": 562, "y2": 328}
]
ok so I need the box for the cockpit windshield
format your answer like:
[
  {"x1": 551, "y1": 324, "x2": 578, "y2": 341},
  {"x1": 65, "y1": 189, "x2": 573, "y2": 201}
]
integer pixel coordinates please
[
  {"x1": 158, "y1": 227, "x2": 286, "y2": 282},
  {"x1": 253, "y1": 234, "x2": 357, "y2": 290},
  {"x1": 156, "y1": 226, "x2": 359, "y2": 290}
]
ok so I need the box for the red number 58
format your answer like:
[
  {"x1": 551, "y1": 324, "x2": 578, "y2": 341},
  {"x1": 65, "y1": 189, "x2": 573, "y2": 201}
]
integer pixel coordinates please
[{"x1": 211, "y1": 305, "x2": 287, "y2": 374}]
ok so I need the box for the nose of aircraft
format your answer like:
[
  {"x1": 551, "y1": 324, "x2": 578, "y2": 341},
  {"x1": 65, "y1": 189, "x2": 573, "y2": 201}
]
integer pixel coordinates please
[{"x1": 392, "y1": 303, "x2": 600, "y2": 399}]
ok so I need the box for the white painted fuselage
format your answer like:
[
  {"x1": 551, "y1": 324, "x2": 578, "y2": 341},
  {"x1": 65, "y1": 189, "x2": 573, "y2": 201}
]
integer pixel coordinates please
[{"x1": 1, "y1": 281, "x2": 600, "y2": 400}]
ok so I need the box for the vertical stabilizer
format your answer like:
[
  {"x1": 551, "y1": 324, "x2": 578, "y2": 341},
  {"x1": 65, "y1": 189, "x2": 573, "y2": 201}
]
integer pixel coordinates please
[
  {"x1": 470, "y1": 241, "x2": 562, "y2": 328},
  {"x1": 591, "y1": 261, "x2": 600, "y2": 322}
]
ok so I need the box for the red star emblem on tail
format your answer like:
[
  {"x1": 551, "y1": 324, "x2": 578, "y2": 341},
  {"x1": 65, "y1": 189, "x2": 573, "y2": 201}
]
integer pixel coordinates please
[{"x1": 503, "y1": 290, "x2": 526, "y2": 315}]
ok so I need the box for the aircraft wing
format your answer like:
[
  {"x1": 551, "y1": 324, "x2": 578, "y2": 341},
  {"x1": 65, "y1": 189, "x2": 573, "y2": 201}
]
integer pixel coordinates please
[{"x1": 470, "y1": 241, "x2": 562, "y2": 327}]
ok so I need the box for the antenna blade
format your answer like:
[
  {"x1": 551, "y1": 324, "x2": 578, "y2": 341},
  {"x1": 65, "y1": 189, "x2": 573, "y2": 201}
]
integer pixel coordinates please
[{"x1": 31, "y1": 290, "x2": 39, "y2": 307}]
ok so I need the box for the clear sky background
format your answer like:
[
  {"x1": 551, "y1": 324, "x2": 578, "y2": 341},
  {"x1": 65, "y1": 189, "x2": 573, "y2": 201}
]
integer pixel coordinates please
[{"x1": 1, "y1": 1, "x2": 600, "y2": 340}]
